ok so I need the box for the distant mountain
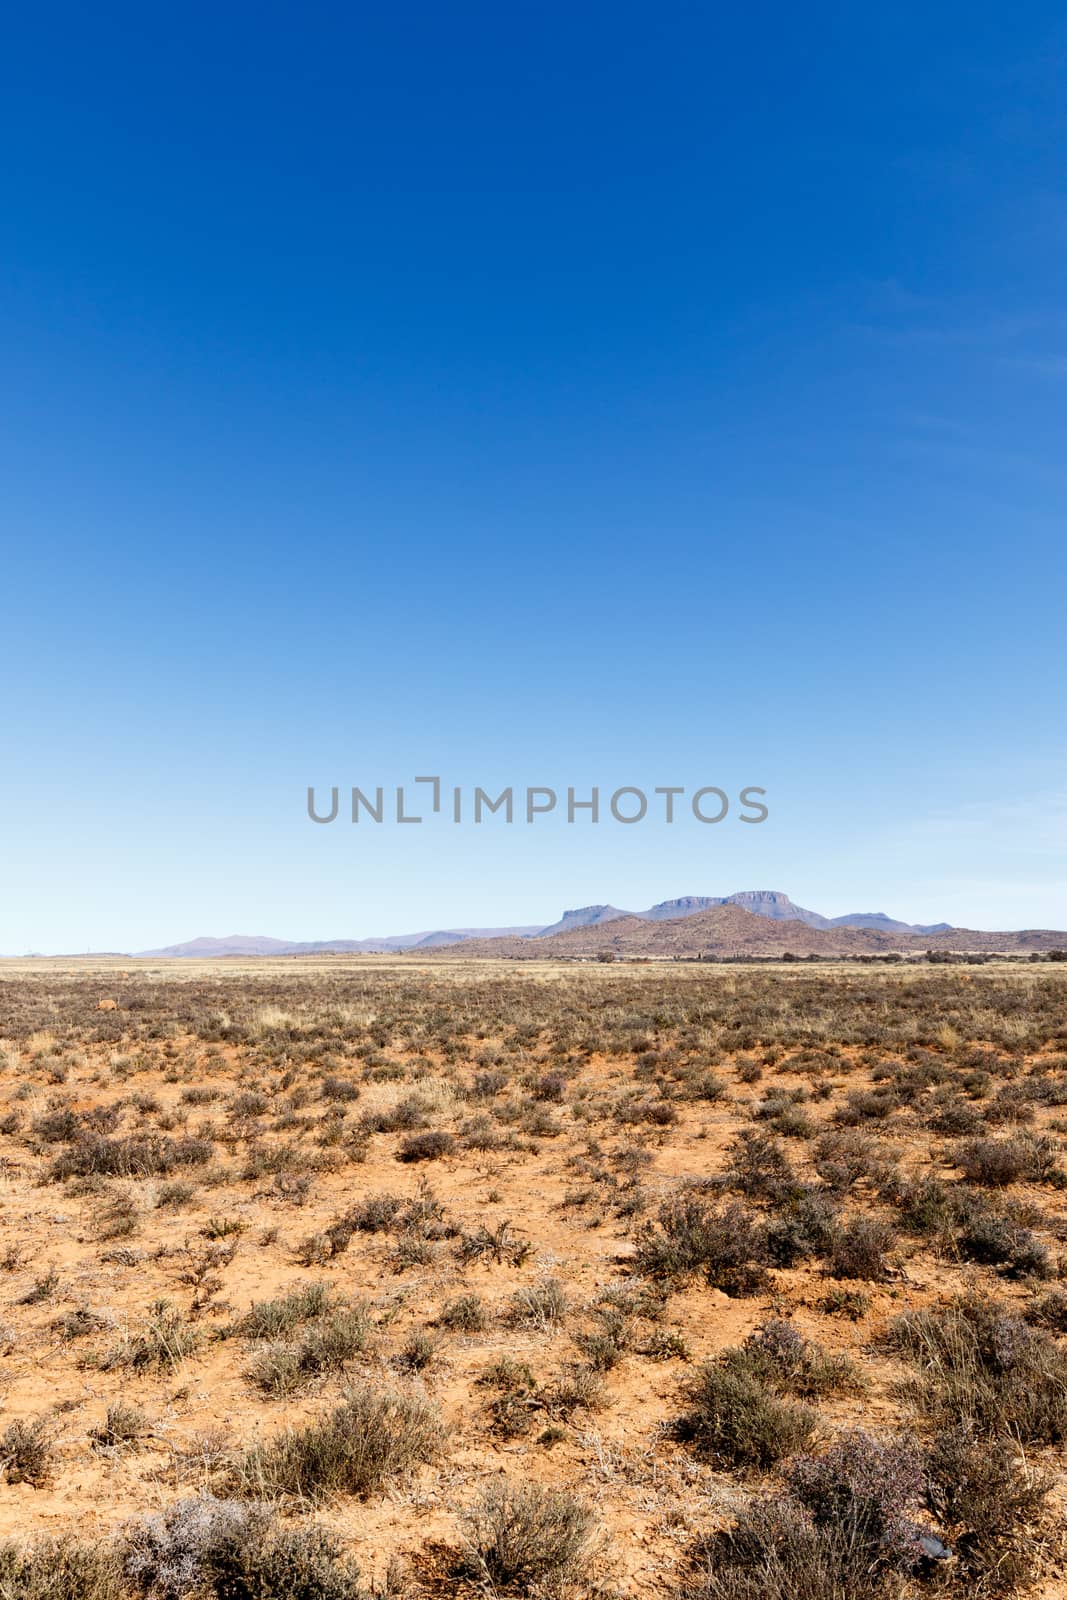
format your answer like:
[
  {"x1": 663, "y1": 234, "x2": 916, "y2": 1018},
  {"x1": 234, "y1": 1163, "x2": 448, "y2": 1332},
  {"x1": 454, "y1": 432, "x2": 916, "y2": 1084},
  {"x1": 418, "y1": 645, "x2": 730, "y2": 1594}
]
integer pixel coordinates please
[
  {"x1": 139, "y1": 927, "x2": 541, "y2": 957},
  {"x1": 534, "y1": 906, "x2": 631, "y2": 938},
  {"x1": 633, "y1": 889, "x2": 953, "y2": 934},
  {"x1": 715, "y1": 890, "x2": 828, "y2": 925},
  {"x1": 350, "y1": 927, "x2": 542, "y2": 952},
  {"x1": 640, "y1": 896, "x2": 727, "y2": 921},
  {"x1": 639, "y1": 891, "x2": 955, "y2": 936},
  {"x1": 827, "y1": 912, "x2": 953, "y2": 935},
  {"x1": 424, "y1": 904, "x2": 1067, "y2": 961},
  {"x1": 120, "y1": 890, "x2": 1059, "y2": 962},
  {"x1": 138, "y1": 935, "x2": 298, "y2": 958},
  {"x1": 637, "y1": 891, "x2": 819, "y2": 924},
  {"x1": 406, "y1": 928, "x2": 542, "y2": 949}
]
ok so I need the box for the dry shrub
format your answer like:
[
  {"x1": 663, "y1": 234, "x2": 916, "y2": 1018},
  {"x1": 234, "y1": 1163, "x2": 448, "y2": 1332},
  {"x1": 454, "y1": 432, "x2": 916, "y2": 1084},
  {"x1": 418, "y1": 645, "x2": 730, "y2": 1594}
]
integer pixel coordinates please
[
  {"x1": 0, "y1": 1416, "x2": 54, "y2": 1486},
  {"x1": 106, "y1": 1301, "x2": 200, "y2": 1372},
  {"x1": 240, "y1": 1386, "x2": 445, "y2": 1501},
  {"x1": 813, "y1": 1129, "x2": 881, "y2": 1194},
  {"x1": 0, "y1": 1539, "x2": 125, "y2": 1600},
  {"x1": 881, "y1": 1173, "x2": 966, "y2": 1240},
  {"x1": 688, "y1": 1497, "x2": 891, "y2": 1600},
  {"x1": 90, "y1": 1402, "x2": 147, "y2": 1450},
  {"x1": 764, "y1": 1190, "x2": 838, "y2": 1266},
  {"x1": 925, "y1": 1425, "x2": 1049, "y2": 1593},
  {"x1": 1026, "y1": 1287, "x2": 1067, "y2": 1332},
  {"x1": 508, "y1": 1278, "x2": 567, "y2": 1329},
  {"x1": 787, "y1": 1433, "x2": 926, "y2": 1572},
  {"x1": 396, "y1": 1130, "x2": 455, "y2": 1163},
  {"x1": 954, "y1": 1133, "x2": 1062, "y2": 1187},
  {"x1": 122, "y1": 1494, "x2": 366, "y2": 1599},
  {"x1": 248, "y1": 1304, "x2": 372, "y2": 1395},
  {"x1": 457, "y1": 1219, "x2": 531, "y2": 1266},
  {"x1": 634, "y1": 1195, "x2": 769, "y2": 1296},
  {"x1": 674, "y1": 1362, "x2": 817, "y2": 1469},
  {"x1": 50, "y1": 1134, "x2": 213, "y2": 1181},
  {"x1": 725, "y1": 1131, "x2": 797, "y2": 1201},
  {"x1": 825, "y1": 1216, "x2": 894, "y2": 1281},
  {"x1": 542, "y1": 1362, "x2": 605, "y2": 1418},
  {"x1": 728, "y1": 1318, "x2": 865, "y2": 1399},
  {"x1": 889, "y1": 1294, "x2": 1067, "y2": 1443},
  {"x1": 461, "y1": 1478, "x2": 593, "y2": 1592},
  {"x1": 690, "y1": 1429, "x2": 932, "y2": 1600},
  {"x1": 955, "y1": 1209, "x2": 1051, "y2": 1279},
  {"x1": 439, "y1": 1293, "x2": 489, "y2": 1332},
  {"x1": 320, "y1": 1075, "x2": 359, "y2": 1103},
  {"x1": 227, "y1": 1283, "x2": 336, "y2": 1341}
]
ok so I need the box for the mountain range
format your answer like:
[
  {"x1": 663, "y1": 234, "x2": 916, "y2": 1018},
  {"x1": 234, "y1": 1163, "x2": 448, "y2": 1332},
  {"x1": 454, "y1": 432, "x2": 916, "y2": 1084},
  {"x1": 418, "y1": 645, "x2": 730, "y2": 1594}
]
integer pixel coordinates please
[
  {"x1": 535, "y1": 890, "x2": 952, "y2": 938},
  {"x1": 129, "y1": 890, "x2": 1064, "y2": 959},
  {"x1": 136, "y1": 927, "x2": 542, "y2": 958},
  {"x1": 428, "y1": 903, "x2": 1067, "y2": 960}
]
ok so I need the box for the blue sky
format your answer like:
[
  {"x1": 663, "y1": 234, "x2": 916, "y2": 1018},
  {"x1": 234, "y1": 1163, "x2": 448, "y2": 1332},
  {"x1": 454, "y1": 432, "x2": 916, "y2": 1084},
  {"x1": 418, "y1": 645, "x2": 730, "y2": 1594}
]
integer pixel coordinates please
[{"x1": 2, "y1": 2, "x2": 1066, "y2": 951}]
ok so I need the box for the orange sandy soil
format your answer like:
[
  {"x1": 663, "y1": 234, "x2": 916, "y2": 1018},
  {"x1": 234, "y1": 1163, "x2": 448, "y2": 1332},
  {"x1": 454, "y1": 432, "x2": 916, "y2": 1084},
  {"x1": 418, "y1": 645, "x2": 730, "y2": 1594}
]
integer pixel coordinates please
[{"x1": 0, "y1": 959, "x2": 1065, "y2": 1597}]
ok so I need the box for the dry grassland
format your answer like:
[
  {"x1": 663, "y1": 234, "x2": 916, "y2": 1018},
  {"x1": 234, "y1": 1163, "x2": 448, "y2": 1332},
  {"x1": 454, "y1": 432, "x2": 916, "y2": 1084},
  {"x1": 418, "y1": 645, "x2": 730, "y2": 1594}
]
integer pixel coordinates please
[{"x1": 0, "y1": 958, "x2": 1065, "y2": 1600}]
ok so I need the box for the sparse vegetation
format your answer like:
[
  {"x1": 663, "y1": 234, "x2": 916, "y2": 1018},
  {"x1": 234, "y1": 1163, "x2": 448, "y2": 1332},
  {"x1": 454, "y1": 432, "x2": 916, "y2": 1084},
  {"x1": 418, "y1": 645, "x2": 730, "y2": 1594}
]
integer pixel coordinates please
[{"x1": 0, "y1": 960, "x2": 1066, "y2": 1596}]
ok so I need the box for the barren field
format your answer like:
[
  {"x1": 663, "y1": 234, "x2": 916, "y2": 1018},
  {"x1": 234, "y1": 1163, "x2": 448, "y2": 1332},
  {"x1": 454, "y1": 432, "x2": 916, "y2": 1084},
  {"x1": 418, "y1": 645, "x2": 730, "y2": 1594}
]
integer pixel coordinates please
[{"x1": 1, "y1": 959, "x2": 1066, "y2": 1599}]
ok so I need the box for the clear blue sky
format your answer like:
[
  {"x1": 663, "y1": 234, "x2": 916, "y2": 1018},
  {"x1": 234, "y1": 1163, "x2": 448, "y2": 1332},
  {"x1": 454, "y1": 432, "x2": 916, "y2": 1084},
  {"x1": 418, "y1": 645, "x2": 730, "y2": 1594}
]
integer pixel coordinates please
[{"x1": 3, "y1": 2, "x2": 1066, "y2": 951}]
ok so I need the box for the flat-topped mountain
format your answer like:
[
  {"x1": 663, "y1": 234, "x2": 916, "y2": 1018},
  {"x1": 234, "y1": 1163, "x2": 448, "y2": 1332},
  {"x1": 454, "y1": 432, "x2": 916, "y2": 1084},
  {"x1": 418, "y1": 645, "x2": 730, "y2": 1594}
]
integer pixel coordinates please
[
  {"x1": 534, "y1": 906, "x2": 632, "y2": 938},
  {"x1": 639, "y1": 890, "x2": 950, "y2": 934}
]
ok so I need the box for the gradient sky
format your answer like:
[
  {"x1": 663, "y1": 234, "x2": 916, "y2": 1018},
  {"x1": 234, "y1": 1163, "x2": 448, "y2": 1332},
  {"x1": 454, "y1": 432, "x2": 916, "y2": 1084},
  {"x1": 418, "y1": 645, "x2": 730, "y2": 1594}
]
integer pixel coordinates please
[{"x1": 3, "y1": 2, "x2": 1066, "y2": 952}]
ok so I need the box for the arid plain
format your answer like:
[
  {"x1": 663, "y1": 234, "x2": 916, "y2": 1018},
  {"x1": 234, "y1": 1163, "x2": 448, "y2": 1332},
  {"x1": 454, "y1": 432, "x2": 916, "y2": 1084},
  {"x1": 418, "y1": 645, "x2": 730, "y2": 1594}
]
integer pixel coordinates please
[{"x1": 1, "y1": 958, "x2": 1066, "y2": 1600}]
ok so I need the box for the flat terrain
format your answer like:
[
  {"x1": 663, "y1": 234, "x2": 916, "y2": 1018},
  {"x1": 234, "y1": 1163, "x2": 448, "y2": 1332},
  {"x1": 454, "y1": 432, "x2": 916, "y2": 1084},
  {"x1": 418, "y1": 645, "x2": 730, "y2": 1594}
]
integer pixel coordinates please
[{"x1": 1, "y1": 959, "x2": 1066, "y2": 1599}]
